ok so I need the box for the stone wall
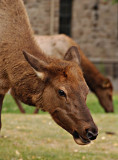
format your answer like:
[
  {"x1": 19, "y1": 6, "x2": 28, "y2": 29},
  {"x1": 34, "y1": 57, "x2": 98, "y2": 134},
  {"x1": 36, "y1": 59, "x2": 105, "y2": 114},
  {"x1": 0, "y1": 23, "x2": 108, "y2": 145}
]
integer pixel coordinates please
[
  {"x1": 23, "y1": 0, "x2": 60, "y2": 35},
  {"x1": 71, "y1": 0, "x2": 118, "y2": 58},
  {"x1": 23, "y1": 0, "x2": 118, "y2": 58}
]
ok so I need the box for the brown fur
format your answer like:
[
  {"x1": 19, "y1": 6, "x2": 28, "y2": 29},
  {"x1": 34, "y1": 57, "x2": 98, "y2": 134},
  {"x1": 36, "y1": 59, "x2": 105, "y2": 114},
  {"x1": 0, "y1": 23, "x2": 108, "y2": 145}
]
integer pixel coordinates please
[
  {"x1": 0, "y1": 0, "x2": 98, "y2": 145},
  {"x1": 34, "y1": 34, "x2": 113, "y2": 112}
]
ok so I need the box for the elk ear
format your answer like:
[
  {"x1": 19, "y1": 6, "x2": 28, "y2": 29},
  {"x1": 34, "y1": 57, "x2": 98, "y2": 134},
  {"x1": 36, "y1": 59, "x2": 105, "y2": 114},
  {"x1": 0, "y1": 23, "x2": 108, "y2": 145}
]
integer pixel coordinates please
[
  {"x1": 23, "y1": 51, "x2": 48, "y2": 80},
  {"x1": 64, "y1": 46, "x2": 81, "y2": 65},
  {"x1": 102, "y1": 79, "x2": 111, "y2": 88}
]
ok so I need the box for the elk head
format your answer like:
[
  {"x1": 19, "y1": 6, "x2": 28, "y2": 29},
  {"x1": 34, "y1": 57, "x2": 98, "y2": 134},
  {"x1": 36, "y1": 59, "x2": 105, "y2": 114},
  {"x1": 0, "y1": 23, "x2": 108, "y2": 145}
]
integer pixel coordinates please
[
  {"x1": 64, "y1": 47, "x2": 114, "y2": 113},
  {"x1": 95, "y1": 78, "x2": 114, "y2": 112},
  {"x1": 23, "y1": 46, "x2": 98, "y2": 145}
]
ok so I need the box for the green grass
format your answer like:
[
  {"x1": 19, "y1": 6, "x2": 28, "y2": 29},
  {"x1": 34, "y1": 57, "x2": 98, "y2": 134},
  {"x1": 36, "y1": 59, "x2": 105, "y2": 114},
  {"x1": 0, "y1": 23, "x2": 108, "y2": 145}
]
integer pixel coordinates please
[
  {"x1": 0, "y1": 93, "x2": 118, "y2": 159},
  {"x1": 0, "y1": 114, "x2": 118, "y2": 160},
  {"x1": 87, "y1": 93, "x2": 118, "y2": 114},
  {"x1": 2, "y1": 93, "x2": 118, "y2": 114}
]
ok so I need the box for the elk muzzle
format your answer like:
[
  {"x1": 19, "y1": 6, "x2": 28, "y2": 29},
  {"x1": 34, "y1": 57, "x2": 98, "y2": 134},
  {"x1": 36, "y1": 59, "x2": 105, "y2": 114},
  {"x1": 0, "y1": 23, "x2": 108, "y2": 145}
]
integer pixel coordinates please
[
  {"x1": 72, "y1": 123, "x2": 98, "y2": 145},
  {"x1": 51, "y1": 108, "x2": 98, "y2": 145}
]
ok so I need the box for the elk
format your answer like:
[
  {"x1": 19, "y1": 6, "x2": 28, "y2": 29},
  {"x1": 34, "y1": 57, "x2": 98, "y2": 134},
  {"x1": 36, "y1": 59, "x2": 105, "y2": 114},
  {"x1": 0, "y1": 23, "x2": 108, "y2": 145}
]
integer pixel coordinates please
[
  {"x1": 11, "y1": 34, "x2": 113, "y2": 113},
  {"x1": 36, "y1": 35, "x2": 114, "y2": 113},
  {"x1": 0, "y1": 0, "x2": 98, "y2": 145}
]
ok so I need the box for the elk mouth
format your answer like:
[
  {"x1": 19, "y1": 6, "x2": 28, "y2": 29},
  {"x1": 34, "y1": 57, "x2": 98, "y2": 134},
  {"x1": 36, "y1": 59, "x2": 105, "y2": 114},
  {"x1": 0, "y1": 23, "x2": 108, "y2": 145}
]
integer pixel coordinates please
[{"x1": 73, "y1": 131, "x2": 90, "y2": 145}]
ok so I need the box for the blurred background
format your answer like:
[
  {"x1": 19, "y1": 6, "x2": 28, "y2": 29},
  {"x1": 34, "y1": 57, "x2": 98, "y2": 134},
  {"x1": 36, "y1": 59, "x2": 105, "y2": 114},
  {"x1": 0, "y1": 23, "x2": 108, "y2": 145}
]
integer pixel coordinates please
[{"x1": 23, "y1": 0, "x2": 118, "y2": 90}]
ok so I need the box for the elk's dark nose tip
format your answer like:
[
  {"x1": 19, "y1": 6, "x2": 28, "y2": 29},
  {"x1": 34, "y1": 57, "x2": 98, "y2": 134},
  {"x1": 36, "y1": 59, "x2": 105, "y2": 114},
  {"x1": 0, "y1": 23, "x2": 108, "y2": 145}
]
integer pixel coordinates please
[{"x1": 86, "y1": 131, "x2": 98, "y2": 140}]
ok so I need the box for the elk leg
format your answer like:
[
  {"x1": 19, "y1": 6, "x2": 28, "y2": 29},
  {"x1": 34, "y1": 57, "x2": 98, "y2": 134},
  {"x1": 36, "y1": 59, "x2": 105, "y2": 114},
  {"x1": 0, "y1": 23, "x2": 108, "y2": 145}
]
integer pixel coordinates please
[
  {"x1": 34, "y1": 108, "x2": 39, "y2": 114},
  {"x1": 13, "y1": 97, "x2": 26, "y2": 113},
  {"x1": 10, "y1": 91, "x2": 25, "y2": 113},
  {"x1": 0, "y1": 94, "x2": 4, "y2": 130}
]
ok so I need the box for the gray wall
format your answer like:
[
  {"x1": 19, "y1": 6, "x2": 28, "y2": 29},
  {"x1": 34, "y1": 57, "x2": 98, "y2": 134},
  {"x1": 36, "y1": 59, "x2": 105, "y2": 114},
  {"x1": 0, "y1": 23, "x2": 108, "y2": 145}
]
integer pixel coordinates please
[{"x1": 23, "y1": 0, "x2": 118, "y2": 59}]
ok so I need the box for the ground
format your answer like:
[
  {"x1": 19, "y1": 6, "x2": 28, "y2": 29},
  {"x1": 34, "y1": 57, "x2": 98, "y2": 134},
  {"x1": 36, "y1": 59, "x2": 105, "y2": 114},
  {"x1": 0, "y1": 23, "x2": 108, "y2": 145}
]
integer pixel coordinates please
[{"x1": 0, "y1": 93, "x2": 118, "y2": 160}]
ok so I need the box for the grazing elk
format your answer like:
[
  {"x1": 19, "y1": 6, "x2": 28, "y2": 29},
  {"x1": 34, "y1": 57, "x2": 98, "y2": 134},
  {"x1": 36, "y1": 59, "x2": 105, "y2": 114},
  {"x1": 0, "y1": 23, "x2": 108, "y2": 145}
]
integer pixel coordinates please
[
  {"x1": 12, "y1": 34, "x2": 113, "y2": 113},
  {"x1": 0, "y1": 0, "x2": 98, "y2": 145}
]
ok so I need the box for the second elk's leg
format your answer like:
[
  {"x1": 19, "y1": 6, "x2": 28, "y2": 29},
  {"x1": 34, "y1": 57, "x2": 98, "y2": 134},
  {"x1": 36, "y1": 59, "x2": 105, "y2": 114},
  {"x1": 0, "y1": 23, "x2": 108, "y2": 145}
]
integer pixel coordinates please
[
  {"x1": 0, "y1": 94, "x2": 4, "y2": 130},
  {"x1": 10, "y1": 90, "x2": 26, "y2": 113}
]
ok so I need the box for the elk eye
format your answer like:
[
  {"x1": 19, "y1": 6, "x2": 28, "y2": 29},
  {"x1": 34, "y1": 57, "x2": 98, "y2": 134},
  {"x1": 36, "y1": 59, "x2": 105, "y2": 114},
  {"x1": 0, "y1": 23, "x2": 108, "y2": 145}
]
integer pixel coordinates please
[{"x1": 58, "y1": 90, "x2": 66, "y2": 97}]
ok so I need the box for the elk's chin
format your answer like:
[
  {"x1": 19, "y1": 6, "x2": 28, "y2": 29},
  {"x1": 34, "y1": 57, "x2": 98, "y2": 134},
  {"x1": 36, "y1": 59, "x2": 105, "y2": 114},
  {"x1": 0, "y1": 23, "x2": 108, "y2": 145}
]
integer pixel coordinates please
[
  {"x1": 73, "y1": 131, "x2": 90, "y2": 145},
  {"x1": 73, "y1": 137, "x2": 90, "y2": 145}
]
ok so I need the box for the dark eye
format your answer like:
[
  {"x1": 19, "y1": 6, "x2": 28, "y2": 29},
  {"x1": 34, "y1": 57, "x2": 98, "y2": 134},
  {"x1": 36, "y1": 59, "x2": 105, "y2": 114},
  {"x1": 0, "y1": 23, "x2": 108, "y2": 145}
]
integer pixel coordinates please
[{"x1": 58, "y1": 90, "x2": 66, "y2": 97}]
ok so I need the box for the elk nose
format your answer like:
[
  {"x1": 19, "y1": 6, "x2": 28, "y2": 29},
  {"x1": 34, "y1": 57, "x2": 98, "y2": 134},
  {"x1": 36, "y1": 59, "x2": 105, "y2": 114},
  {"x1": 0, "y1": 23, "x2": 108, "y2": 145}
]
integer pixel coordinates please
[{"x1": 86, "y1": 130, "x2": 98, "y2": 140}]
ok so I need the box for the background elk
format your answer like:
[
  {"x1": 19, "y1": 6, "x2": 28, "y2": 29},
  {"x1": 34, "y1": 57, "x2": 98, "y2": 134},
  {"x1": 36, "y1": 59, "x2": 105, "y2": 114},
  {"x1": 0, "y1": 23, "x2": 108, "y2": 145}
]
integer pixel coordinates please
[
  {"x1": 11, "y1": 34, "x2": 113, "y2": 113},
  {"x1": 0, "y1": 0, "x2": 98, "y2": 145}
]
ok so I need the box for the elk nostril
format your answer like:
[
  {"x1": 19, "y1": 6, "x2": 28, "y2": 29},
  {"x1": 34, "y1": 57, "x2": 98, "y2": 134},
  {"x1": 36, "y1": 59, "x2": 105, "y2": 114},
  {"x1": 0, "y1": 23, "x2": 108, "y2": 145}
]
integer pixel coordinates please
[
  {"x1": 87, "y1": 131, "x2": 94, "y2": 139},
  {"x1": 86, "y1": 131, "x2": 98, "y2": 140},
  {"x1": 73, "y1": 131, "x2": 80, "y2": 139}
]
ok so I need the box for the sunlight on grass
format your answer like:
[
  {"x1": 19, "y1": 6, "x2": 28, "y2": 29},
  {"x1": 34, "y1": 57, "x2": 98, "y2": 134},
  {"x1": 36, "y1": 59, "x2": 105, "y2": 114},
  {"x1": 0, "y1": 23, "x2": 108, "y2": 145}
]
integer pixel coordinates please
[
  {"x1": 0, "y1": 93, "x2": 118, "y2": 160},
  {"x1": 0, "y1": 114, "x2": 118, "y2": 160}
]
